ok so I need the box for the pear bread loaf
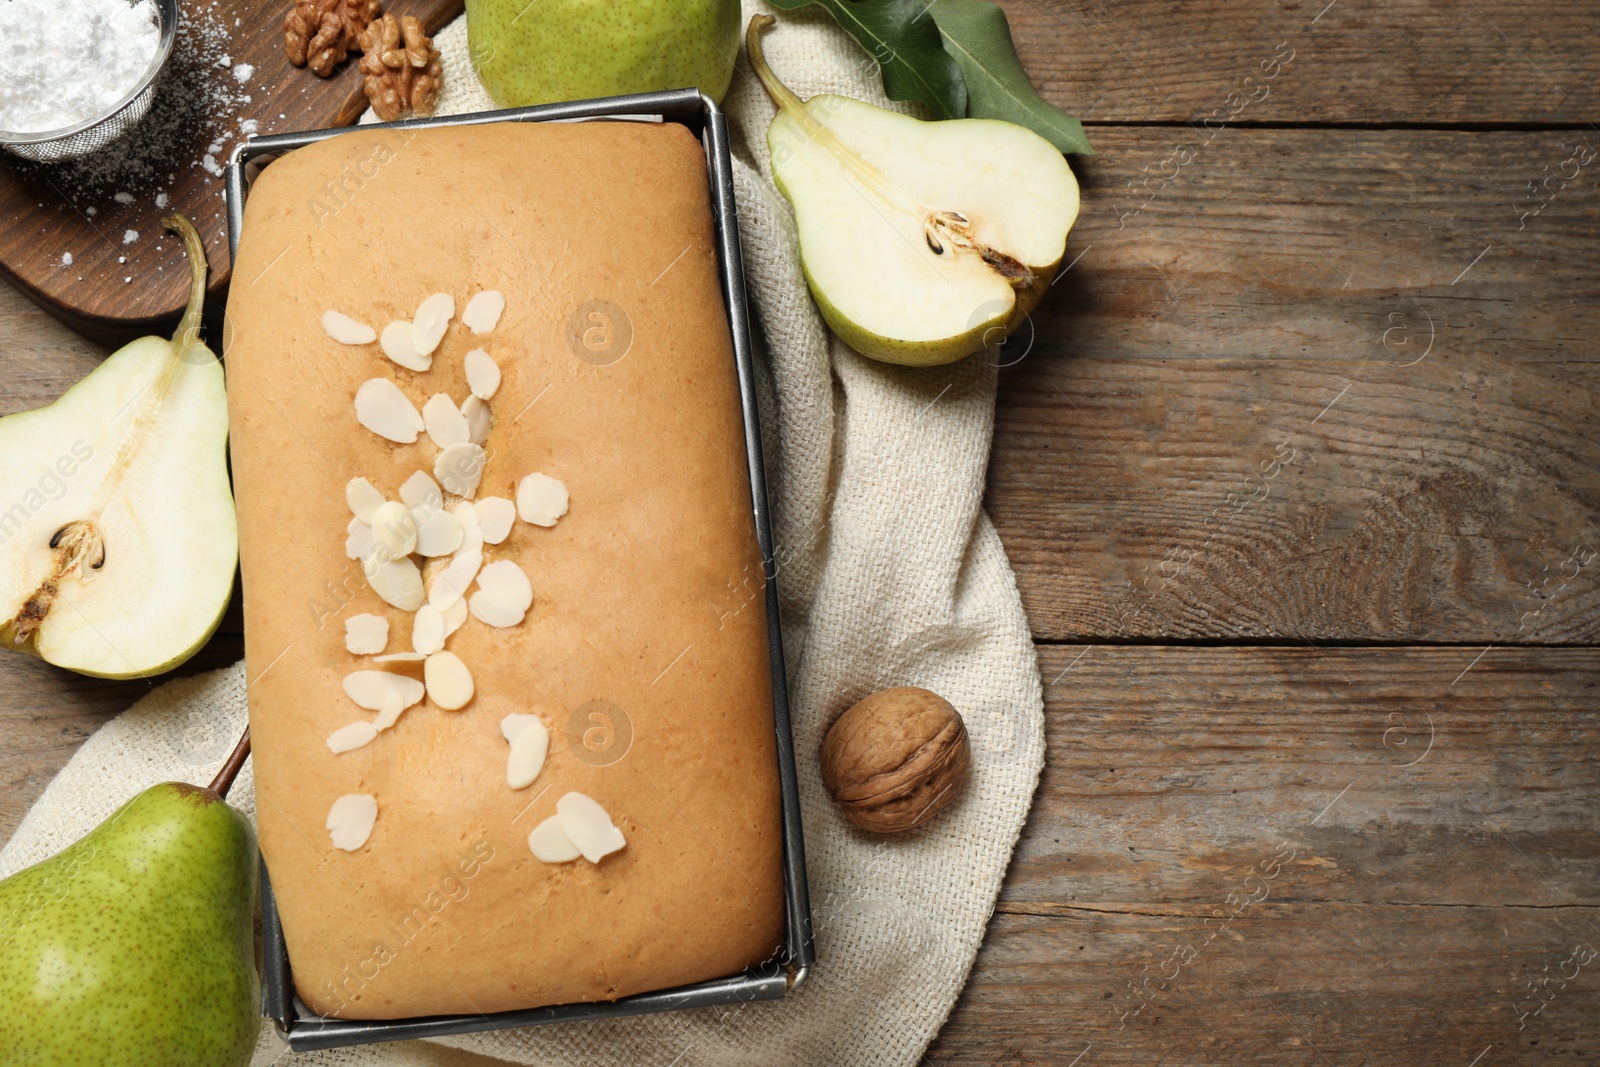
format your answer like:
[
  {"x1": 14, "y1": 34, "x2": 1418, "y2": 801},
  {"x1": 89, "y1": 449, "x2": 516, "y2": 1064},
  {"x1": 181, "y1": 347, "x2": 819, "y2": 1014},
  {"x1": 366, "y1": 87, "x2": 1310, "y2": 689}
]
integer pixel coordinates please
[{"x1": 224, "y1": 121, "x2": 785, "y2": 1019}]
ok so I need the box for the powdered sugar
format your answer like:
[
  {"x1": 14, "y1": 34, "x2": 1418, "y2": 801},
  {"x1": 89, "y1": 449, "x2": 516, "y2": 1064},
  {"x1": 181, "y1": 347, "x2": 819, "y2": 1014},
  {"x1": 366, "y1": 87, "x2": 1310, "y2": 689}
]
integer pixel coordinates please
[{"x1": 0, "y1": 0, "x2": 161, "y2": 133}]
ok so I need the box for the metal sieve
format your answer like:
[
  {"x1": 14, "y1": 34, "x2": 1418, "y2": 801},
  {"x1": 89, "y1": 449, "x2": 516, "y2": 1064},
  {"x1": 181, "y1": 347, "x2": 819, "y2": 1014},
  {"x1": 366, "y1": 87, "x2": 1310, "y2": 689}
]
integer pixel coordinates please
[{"x1": 0, "y1": 0, "x2": 179, "y2": 163}]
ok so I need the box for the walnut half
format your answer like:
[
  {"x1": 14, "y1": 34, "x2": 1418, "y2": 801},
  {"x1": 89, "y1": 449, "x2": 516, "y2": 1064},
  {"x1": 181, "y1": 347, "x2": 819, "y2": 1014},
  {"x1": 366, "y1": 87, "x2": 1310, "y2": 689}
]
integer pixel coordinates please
[
  {"x1": 359, "y1": 14, "x2": 443, "y2": 122},
  {"x1": 284, "y1": 0, "x2": 379, "y2": 77},
  {"x1": 821, "y1": 687, "x2": 970, "y2": 833}
]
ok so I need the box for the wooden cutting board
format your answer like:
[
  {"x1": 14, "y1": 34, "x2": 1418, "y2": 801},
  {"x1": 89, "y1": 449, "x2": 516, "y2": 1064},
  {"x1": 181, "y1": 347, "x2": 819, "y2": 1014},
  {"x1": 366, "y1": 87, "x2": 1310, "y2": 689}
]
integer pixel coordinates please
[{"x1": 0, "y1": 0, "x2": 463, "y2": 345}]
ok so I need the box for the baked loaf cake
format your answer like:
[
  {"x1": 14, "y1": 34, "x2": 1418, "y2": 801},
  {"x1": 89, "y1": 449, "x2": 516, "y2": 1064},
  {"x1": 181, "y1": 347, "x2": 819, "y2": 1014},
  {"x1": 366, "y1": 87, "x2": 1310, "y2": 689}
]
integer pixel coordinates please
[{"x1": 225, "y1": 122, "x2": 784, "y2": 1019}]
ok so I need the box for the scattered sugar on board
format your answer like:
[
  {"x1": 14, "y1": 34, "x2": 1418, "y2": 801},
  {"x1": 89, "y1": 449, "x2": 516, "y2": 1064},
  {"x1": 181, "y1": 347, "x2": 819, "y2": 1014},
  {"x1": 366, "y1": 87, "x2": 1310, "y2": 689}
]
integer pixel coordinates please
[
  {"x1": 0, "y1": 0, "x2": 161, "y2": 133},
  {"x1": 9, "y1": 4, "x2": 260, "y2": 205}
]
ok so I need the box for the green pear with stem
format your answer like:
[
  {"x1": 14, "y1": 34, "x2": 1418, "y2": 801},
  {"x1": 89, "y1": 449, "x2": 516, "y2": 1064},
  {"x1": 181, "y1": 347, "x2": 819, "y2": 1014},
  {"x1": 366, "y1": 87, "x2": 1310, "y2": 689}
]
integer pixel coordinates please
[
  {"x1": 747, "y1": 15, "x2": 1080, "y2": 366},
  {"x1": 0, "y1": 214, "x2": 235, "y2": 678},
  {"x1": 0, "y1": 728, "x2": 259, "y2": 1067}
]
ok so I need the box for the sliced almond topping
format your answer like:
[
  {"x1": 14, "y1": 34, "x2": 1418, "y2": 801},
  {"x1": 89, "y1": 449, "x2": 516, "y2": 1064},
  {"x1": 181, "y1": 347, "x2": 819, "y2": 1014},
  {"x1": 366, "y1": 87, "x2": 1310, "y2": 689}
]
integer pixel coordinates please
[
  {"x1": 380, "y1": 320, "x2": 431, "y2": 372},
  {"x1": 452, "y1": 500, "x2": 484, "y2": 556},
  {"x1": 470, "y1": 559, "x2": 533, "y2": 628},
  {"x1": 323, "y1": 310, "x2": 377, "y2": 345},
  {"x1": 345, "y1": 477, "x2": 385, "y2": 522},
  {"x1": 399, "y1": 470, "x2": 444, "y2": 514},
  {"x1": 441, "y1": 596, "x2": 469, "y2": 638},
  {"x1": 556, "y1": 792, "x2": 626, "y2": 863},
  {"x1": 344, "y1": 614, "x2": 389, "y2": 655},
  {"x1": 462, "y1": 290, "x2": 504, "y2": 335},
  {"x1": 412, "y1": 292, "x2": 456, "y2": 356},
  {"x1": 422, "y1": 393, "x2": 471, "y2": 449},
  {"x1": 373, "y1": 651, "x2": 426, "y2": 663},
  {"x1": 367, "y1": 556, "x2": 424, "y2": 611},
  {"x1": 501, "y1": 713, "x2": 549, "y2": 789},
  {"x1": 414, "y1": 508, "x2": 464, "y2": 557},
  {"x1": 517, "y1": 473, "x2": 569, "y2": 527},
  {"x1": 412, "y1": 604, "x2": 445, "y2": 655},
  {"x1": 327, "y1": 721, "x2": 379, "y2": 754},
  {"x1": 327, "y1": 794, "x2": 377, "y2": 851},
  {"x1": 427, "y1": 548, "x2": 482, "y2": 610},
  {"x1": 436, "y1": 442, "x2": 487, "y2": 499},
  {"x1": 373, "y1": 690, "x2": 406, "y2": 731},
  {"x1": 464, "y1": 348, "x2": 501, "y2": 400},
  {"x1": 345, "y1": 517, "x2": 375, "y2": 561},
  {"x1": 528, "y1": 815, "x2": 581, "y2": 863},
  {"x1": 461, "y1": 394, "x2": 492, "y2": 445},
  {"x1": 424, "y1": 651, "x2": 474, "y2": 710},
  {"x1": 475, "y1": 496, "x2": 515, "y2": 544},
  {"x1": 342, "y1": 670, "x2": 425, "y2": 711},
  {"x1": 355, "y1": 378, "x2": 424, "y2": 443},
  {"x1": 370, "y1": 500, "x2": 419, "y2": 557}
]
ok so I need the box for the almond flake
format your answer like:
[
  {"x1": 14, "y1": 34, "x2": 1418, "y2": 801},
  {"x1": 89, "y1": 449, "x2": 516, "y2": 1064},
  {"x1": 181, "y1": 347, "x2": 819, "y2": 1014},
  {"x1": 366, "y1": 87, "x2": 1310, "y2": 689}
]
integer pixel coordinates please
[
  {"x1": 412, "y1": 604, "x2": 446, "y2": 655},
  {"x1": 327, "y1": 721, "x2": 379, "y2": 754},
  {"x1": 327, "y1": 794, "x2": 377, "y2": 851},
  {"x1": 461, "y1": 394, "x2": 491, "y2": 444},
  {"x1": 373, "y1": 651, "x2": 426, "y2": 663},
  {"x1": 367, "y1": 556, "x2": 424, "y2": 611},
  {"x1": 355, "y1": 378, "x2": 424, "y2": 443},
  {"x1": 344, "y1": 614, "x2": 389, "y2": 655},
  {"x1": 411, "y1": 292, "x2": 455, "y2": 356},
  {"x1": 436, "y1": 442, "x2": 487, "y2": 499},
  {"x1": 428, "y1": 549, "x2": 482, "y2": 610},
  {"x1": 399, "y1": 471, "x2": 444, "y2": 514},
  {"x1": 517, "y1": 473, "x2": 569, "y2": 527},
  {"x1": 415, "y1": 508, "x2": 464, "y2": 557},
  {"x1": 345, "y1": 518, "x2": 375, "y2": 561},
  {"x1": 370, "y1": 500, "x2": 418, "y2": 557},
  {"x1": 323, "y1": 310, "x2": 377, "y2": 345},
  {"x1": 501, "y1": 713, "x2": 549, "y2": 789},
  {"x1": 470, "y1": 559, "x2": 533, "y2": 628},
  {"x1": 380, "y1": 320, "x2": 431, "y2": 372},
  {"x1": 343, "y1": 670, "x2": 425, "y2": 711},
  {"x1": 423, "y1": 393, "x2": 471, "y2": 448},
  {"x1": 462, "y1": 290, "x2": 504, "y2": 335},
  {"x1": 528, "y1": 815, "x2": 581, "y2": 863},
  {"x1": 346, "y1": 477, "x2": 385, "y2": 521},
  {"x1": 441, "y1": 597, "x2": 469, "y2": 638},
  {"x1": 373, "y1": 690, "x2": 406, "y2": 730},
  {"x1": 556, "y1": 792, "x2": 626, "y2": 863},
  {"x1": 424, "y1": 651, "x2": 474, "y2": 710},
  {"x1": 464, "y1": 348, "x2": 501, "y2": 399},
  {"x1": 475, "y1": 496, "x2": 515, "y2": 544},
  {"x1": 452, "y1": 500, "x2": 484, "y2": 556}
]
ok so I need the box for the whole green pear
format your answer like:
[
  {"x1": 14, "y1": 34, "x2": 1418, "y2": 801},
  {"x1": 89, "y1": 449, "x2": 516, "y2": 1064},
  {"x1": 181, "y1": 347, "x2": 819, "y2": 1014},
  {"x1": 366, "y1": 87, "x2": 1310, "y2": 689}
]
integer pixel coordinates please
[
  {"x1": 0, "y1": 755, "x2": 258, "y2": 1066},
  {"x1": 466, "y1": 0, "x2": 740, "y2": 107}
]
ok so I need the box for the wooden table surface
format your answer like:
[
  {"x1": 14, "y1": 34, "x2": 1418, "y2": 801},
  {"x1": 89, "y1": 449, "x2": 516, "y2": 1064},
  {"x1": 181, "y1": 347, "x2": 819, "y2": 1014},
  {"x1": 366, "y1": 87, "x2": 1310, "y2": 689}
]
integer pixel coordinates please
[{"x1": 3, "y1": 1, "x2": 1598, "y2": 1062}]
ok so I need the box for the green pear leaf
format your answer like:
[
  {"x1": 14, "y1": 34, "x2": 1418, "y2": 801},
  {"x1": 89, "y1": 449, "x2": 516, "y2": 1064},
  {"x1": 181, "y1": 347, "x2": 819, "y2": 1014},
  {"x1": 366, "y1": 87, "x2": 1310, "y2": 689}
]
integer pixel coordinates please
[
  {"x1": 765, "y1": 0, "x2": 968, "y2": 120},
  {"x1": 928, "y1": 0, "x2": 1094, "y2": 154}
]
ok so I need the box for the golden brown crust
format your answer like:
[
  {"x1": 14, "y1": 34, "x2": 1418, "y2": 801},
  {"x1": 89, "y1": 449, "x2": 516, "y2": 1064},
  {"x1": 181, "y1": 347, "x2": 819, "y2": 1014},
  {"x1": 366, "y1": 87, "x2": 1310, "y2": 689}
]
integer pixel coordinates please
[{"x1": 225, "y1": 122, "x2": 784, "y2": 1019}]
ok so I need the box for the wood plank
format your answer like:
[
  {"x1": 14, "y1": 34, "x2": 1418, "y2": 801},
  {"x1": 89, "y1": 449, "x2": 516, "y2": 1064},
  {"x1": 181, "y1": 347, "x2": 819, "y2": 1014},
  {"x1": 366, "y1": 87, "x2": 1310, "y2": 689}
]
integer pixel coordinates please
[
  {"x1": 990, "y1": 127, "x2": 1600, "y2": 643},
  {"x1": 921, "y1": 644, "x2": 1600, "y2": 1064},
  {"x1": 999, "y1": 0, "x2": 1600, "y2": 125}
]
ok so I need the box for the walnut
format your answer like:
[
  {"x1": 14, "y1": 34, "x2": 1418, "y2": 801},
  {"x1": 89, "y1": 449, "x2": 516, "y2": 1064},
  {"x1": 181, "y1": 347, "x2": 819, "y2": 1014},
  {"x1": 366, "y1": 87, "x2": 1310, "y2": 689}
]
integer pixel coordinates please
[
  {"x1": 359, "y1": 14, "x2": 443, "y2": 122},
  {"x1": 284, "y1": 0, "x2": 379, "y2": 77},
  {"x1": 821, "y1": 687, "x2": 970, "y2": 834}
]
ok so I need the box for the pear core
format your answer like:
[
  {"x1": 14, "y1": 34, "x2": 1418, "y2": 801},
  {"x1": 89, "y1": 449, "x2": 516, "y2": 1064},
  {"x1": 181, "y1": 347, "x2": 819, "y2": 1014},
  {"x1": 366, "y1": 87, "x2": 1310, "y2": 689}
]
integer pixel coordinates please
[{"x1": 747, "y1": 14, "x2": 1079, "y2": 366}]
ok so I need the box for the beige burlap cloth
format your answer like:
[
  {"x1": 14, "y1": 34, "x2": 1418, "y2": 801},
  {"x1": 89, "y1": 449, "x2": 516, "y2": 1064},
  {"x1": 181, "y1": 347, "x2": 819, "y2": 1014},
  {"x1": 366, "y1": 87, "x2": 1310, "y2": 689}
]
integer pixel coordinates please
[{"x1": 0, "y1": 3, "x2": 1046, "y2": 1062}]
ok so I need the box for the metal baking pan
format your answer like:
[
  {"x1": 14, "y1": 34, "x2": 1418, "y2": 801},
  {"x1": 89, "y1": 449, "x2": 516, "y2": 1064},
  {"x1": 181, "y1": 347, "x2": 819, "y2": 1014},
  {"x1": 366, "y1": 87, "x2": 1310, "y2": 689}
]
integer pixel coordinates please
[{"x1": 224, "y1": 88, "x2": 815, "y2": 1052}]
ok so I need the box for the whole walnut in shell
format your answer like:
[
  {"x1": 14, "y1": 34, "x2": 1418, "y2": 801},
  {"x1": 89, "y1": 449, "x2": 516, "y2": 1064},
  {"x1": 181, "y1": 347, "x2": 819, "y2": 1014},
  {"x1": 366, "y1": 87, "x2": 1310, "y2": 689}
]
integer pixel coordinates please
[{"x1": 821, "y1": 687, "x2": 970, "y2": 833}]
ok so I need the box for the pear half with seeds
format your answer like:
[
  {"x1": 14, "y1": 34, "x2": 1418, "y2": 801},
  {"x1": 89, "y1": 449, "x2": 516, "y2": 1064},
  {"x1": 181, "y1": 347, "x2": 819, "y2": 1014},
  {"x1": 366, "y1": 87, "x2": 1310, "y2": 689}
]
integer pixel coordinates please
[
  {"x1": 0, "y1": 216, "x2": 236, "y2": 678},
  {"x1": 748, "y1": 14, "x2": 1080, "y2": 366}
]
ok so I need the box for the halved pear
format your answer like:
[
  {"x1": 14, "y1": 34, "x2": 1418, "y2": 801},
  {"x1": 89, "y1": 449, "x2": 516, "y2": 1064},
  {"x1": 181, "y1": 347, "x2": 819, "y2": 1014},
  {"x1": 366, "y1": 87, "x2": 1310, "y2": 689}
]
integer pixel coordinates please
[
  {"x1": 0, "y1": 216, "x2": 236, "y2": 679},
  {"x1": 747, "y1": 15, "x2": 1079, "y2": 367}
]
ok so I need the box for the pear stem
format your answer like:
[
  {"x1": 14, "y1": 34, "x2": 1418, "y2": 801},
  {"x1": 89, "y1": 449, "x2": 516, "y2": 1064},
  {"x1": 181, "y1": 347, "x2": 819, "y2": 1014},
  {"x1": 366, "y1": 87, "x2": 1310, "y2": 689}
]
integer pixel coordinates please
[
  {"x1": 163, "y1": 214, "x2": 208, "y2": 350},
  {"x1": 208, "y1": 726, "x2": 251, "y2": 800},
  {"x1": 746, "y1": 15, "x2": 807, "y2": 116}
]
